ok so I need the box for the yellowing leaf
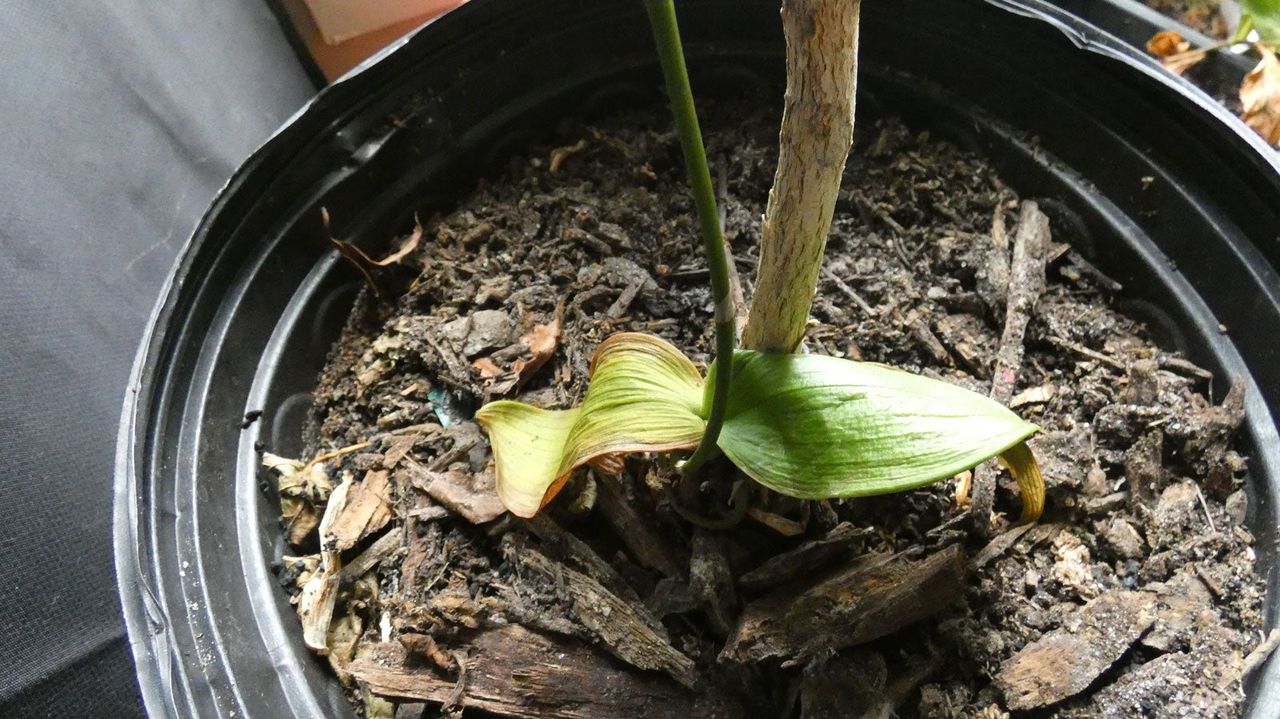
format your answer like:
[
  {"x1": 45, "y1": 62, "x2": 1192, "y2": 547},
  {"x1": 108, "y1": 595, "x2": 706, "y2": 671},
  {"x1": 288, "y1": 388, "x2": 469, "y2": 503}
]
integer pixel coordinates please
[
  {"x1": 717, "y1": 350, "x2": 1040, "y2": 503},
  {"x1": 475, "y1": 333, "x2": 705, "y2": 517},
  {"x1": 1241, "y1": 44, "x2": 1280, "y2": 145},
  {"x1": 1000, "y1": 441, "x2": 1045, "y2": 524},
  {"x1": 477, "y1": 332, "x2": 1045, "y2": 521}
]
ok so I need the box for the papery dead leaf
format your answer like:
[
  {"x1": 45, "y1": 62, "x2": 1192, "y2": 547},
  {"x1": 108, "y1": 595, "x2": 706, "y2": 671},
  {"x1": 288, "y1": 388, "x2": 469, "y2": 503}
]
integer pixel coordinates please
[
  {"x1": 1147, "y1": 30, "x2": 1191, "y2": 57},
  {"x1": 321, "y1": 210, "x2": 425, "y2": 297},
  {"x1": 298, "y1": 567, "x2": 339, "y2": 652},
  {"x1": 369, "y1": 215, "x2": 424, "y2": 267},
  {"x1": 264, "y1": 452, "x2": 334, "y2": 546},
  {"x1": 1241, "y1": 44, "x2": 1280, "y2": 145},
  {"x1": 549, "y1": 139, "x2": 588, "y2": 173},
  {"x1": 471, "y1": 356, "x2": 503, "y2": 378},
  {"x1": 512, "y1": 300, "x2": 565, "y2": 387},
  {"x1": 1161, "y1": 48, "x2": 1209, "y2": 75}
]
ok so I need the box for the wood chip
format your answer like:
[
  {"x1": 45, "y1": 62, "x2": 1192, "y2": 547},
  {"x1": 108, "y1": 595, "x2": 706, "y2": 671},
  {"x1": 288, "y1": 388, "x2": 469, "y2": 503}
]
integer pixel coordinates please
[
  {"x1": 595, "y1": 474, "x2": 687, "y2": 577},
  {"x1": 402, "y1": 462, "x2": 506, "y2": 525},
  {"x1": 349, "y1": 626, "x2": 740, "y2": 718},
  {"x1": 973, "y1": 522, "x2": 1036, "y2": 569},
  {"x1": 689, "y1": 529, "x2": 737, "y2": 636},
  {"x1": 1124, "y1": 429, "x2": 1164, "y2": 508},
  {"x1": 606, "y1": 278, "x2": 645, "y2": 319},
  {"x1": 995, "y1": 590, "x2": 1156, "y2": 710},
  {"x1": 525, "y1": 514, "x2": 645, "y2": 609},
  {"x1": 800, "y1": 650, "x2": 887, "y2": 718},
  {"x1": 722, "y1": 545, "x2": 967, "y2": 665},
  {"x1": 746, "y1": 506, "x2": 807, "y2": 536},
  {"x1": 337, "y1": 530, "x2": 404, "y2": 584},
  {"x1": 509, "y1": 540, "x2": 696, "y2": 687},
  {"x1": 324, "y1": 470, "x2": 395, "y2": 553},
  {"x1": 738, "y1": 522, "x2": 864, "y2": 593},
  {"x1": 1010, "y1": 384, "x2": 1056, "y2": 408},
  {"x1": 399, "y1": 632, "x2": 459, "y2": 675},
  {"x1": 909, "y1": 317, "x2": 952, "y2": 366}
]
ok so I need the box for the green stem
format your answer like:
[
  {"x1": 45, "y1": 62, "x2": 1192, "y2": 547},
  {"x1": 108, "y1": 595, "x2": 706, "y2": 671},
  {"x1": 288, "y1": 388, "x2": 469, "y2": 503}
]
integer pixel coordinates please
[{"x1": 643, "y1": 0, "x2": 735, "y2": 480}]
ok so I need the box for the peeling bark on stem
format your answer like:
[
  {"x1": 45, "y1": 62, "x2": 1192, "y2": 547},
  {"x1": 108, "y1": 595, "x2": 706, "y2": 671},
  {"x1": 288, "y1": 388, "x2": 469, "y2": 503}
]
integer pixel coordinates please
[{"x1": 743, "y1": 0, "x2": 861, "y2": 352}]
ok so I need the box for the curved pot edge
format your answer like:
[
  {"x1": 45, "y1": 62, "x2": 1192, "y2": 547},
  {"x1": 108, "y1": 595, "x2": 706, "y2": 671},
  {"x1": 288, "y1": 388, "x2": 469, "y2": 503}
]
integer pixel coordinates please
[{"x1": 113, "y1": 1, "x2": 1280, "y2": 716}]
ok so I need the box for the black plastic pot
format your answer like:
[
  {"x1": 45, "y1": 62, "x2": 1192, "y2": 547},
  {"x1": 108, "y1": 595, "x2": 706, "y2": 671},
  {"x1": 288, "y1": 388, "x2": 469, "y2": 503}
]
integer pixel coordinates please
[
  {"x1": 114, "y1": 0, "x2": 1280, "y2": 716},
  {"x1": 1047, "y1": 0, "x2": 1256, "y2": 94}
]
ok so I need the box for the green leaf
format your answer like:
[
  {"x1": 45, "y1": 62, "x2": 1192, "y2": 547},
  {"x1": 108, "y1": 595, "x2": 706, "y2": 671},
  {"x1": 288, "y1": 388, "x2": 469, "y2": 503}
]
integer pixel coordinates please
[
  {"x1": 1242, "y1": 0, "x2": 1280, "y2": 46},
  {"x1": 717, "y1": 350, "x2": 1040, "y2": 503},
  {"x1": 475, "y1": 333, "x2": 706, "y2": 517}
]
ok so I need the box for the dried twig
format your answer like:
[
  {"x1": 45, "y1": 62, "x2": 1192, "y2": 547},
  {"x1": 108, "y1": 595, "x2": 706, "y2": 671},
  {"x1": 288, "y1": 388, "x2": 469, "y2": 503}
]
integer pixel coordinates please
[
  {"x1": 1048, "y1": 335, "x2": 1126, "y2": 370},
  {"x1": 971, "y1": 201, "x2": 1048, "y2": 534}
]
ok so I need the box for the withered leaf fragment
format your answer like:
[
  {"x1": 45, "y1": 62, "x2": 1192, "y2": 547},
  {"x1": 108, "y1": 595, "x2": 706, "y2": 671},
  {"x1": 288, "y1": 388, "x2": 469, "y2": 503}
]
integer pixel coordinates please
[
  {"x1": 512, "y1": 300, "x2": 565, "y2": 387},
  {"x1": 263, "y1": 452, "x2": 334, "y2": 546},
  {"x1": 1241, "y1": 44, "x2": 1280, "y2": 145},
  {"x1": 322, "y1": 209, "x2": 424, "y2": 297},
  {"x1": 1147, "y1": 29, "x2": 1190, "y2": 57}
]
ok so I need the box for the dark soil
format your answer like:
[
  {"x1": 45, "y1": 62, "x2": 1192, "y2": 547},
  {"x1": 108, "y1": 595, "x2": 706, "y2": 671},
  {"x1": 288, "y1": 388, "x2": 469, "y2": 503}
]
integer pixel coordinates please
[{"x1": 270, "y1": 100, "x2": 1266, "y2": 718}]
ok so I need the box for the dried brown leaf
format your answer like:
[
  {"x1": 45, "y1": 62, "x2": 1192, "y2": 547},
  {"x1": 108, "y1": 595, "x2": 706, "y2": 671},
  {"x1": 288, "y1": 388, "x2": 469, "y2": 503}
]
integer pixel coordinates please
[
  {"x1": 1241, "y1": 45, "x2": 1280, "y2": 145},
  {"x1": 512, "y1": 300, "x2": 565, "y2": 387},
  {"x1": 1147, "y1": 30, "x2": 1190, "y2": 57},
  {"x1": 548, "y1": 139, "x2": 588, "y2": 173},
  {"x1": 264, "y1": 453, "x2": 333, "y2": 546},
  {"x1": 471, "y1": 356, "x2": 504, "y2": 378},
  {"x1": 369, "y1": 216, "x2": 424, "y2": 267},
  {"x1": 321, "y1": 210, "x2": 425, "y2": 297}
]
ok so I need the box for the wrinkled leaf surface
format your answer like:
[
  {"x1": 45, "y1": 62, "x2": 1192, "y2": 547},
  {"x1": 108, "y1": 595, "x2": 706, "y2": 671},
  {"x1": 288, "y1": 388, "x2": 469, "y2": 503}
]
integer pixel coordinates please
[{"x1": 476, "y1": 333, "x2": 705, "y2": 517}]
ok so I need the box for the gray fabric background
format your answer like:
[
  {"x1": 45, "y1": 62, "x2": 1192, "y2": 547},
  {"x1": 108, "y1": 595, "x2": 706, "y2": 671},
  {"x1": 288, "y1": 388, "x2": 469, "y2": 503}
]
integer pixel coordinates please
[{"x1": 0, "y1": 2, "x2": 312, "y2": 715}]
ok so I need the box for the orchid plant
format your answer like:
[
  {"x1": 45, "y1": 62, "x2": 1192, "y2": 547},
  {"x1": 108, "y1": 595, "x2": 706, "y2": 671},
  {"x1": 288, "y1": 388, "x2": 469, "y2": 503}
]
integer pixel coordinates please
[{"x1": 476, "y1": 0, "x2": 1045, "y2": 525}]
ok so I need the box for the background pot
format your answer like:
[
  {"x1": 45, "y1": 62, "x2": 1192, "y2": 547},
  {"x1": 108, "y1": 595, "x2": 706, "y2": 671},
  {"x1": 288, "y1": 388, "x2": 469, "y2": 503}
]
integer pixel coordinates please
[
  {"x1": 114, "y1": 0, "x2": 1280, "y2": 716},
  {"x1": 1047, "y1": 0, "x2": 1256, "y2": 95}
]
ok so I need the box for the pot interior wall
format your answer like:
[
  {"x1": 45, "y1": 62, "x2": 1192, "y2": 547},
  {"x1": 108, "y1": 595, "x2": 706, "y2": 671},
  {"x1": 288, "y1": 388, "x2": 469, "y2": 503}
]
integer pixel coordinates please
[{"x1": 118, "y1": 1, "x2": 1280, "y2": 717}]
